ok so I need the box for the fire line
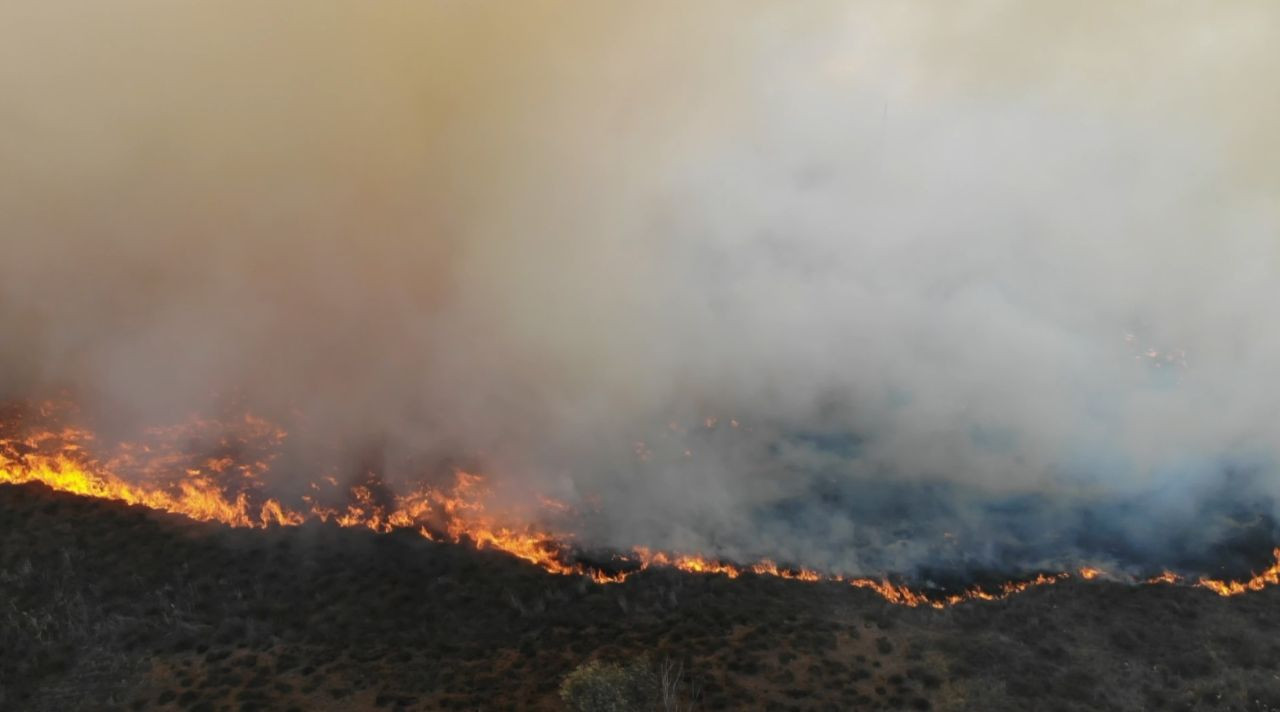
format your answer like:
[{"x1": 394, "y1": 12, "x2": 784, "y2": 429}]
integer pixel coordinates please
[{"x1": 2, "y1": 401, "x2": 1276, "y2": 608}]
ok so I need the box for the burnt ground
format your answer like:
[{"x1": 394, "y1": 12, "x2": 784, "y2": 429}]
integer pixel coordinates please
[{"x1": 4, "y1": 482, "x2": 1280, "y2": 712}]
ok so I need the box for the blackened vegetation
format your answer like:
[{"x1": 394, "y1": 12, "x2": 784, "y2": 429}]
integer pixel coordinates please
[
  {"x1": 5, "y1": 483, "x2": 1280, "y2": 711},
  {"x1": 749, "y1": 468, "x2": 1280, "y2": 583}
]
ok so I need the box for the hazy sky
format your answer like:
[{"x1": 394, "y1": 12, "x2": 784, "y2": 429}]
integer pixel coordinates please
[{"x1": 2, "y1": 2, "x2": 1277, "y2": 572}]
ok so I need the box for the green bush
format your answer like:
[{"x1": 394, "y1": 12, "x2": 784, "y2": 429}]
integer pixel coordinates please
[{"x1": 559, "y1": 658, "x2": 658, "y2": 712}]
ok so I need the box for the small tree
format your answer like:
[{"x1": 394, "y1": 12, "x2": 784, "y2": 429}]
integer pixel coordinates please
[{"x1": 559, "y1": 658, "x2": 658, "y2": 712}]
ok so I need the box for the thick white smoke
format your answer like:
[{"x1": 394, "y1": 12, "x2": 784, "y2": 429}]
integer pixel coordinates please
[{"x1": 2, "y1": 1, "x2": 1277, "y2": 574}]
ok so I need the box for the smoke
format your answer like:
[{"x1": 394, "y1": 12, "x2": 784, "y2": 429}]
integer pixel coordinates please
[{"x1": 2, "y1": 1, "x2": 1278, "y2": 576}]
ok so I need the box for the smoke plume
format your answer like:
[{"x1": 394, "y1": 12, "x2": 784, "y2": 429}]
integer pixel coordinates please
[{"x1": 2, "y1": 1, "x2": 1278, "y2": 577}]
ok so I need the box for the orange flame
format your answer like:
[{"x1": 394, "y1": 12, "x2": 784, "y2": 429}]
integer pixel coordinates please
[
  {"x1": 4, "y1": 402, "x2": 1280, "y2": 606},
  {"x1": 1196, "y1": 550, "x2": 1280, "y2": 596},
  {"x1": 1145, "y1": 571, "x2": 1183, "y2": 585}
]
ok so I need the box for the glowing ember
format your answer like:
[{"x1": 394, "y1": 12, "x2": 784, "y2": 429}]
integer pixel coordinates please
[{"x1": 2, "y1": 400, "x2": 1278, "y2": 607}]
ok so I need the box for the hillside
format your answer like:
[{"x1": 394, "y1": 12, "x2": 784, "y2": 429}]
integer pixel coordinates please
[{"x1": 4, "y1": 481, "x2": 1280, "y2": 712}]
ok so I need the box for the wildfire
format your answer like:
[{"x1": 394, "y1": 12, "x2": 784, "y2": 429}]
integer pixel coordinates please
[
  {"x1": 2, "y1": 400, "x2": 1279, "y2": 606},
  {"x1": 1145, "y1": 571, "x2": 1183, "y2": 585},
  {"x1": 1197, "y1": 555, "x2": 1280, "y2": 596}
]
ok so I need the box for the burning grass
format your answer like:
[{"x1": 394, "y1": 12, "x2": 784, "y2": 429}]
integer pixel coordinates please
[
  {"x1": 7, "y1": 480, "x2": 1280, "y2": 710},
  {"x1": 4, "y1": 399, "x2": 1279, "y2": 611}
]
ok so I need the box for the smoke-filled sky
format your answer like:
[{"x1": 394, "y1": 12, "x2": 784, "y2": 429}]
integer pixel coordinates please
[{"x1": 2, "y1": 2, "x2": 1278, "y2": 575}]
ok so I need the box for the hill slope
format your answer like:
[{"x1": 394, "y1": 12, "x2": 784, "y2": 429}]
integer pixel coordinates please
[{"x1": 4, "y1": 482, "x2": 1280, "y2": 711}]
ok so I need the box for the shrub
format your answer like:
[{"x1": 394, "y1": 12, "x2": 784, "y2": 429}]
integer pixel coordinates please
[{"x1": 559, "y1": 658, "x2": 658, "y2": 712}]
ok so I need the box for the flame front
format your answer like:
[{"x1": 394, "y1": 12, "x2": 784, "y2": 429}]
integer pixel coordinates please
[
  {"x1": 3, "y1": 401, "x2": 1278, "y2": 606},
  {"x1": 0, "y1": 401, "x2": 600, "y2": 579}
]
